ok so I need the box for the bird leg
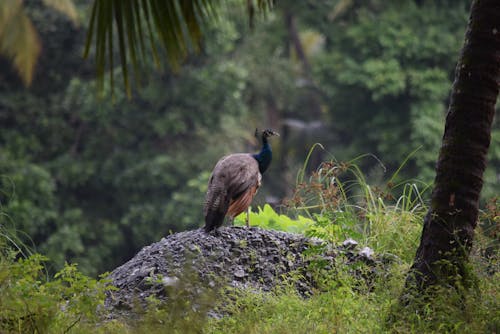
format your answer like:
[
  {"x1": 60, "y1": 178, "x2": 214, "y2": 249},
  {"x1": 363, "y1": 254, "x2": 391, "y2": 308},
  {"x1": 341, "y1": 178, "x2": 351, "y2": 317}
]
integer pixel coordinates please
[{"x1": 246, "y1": 206, "x2": 250, "y2": 228}]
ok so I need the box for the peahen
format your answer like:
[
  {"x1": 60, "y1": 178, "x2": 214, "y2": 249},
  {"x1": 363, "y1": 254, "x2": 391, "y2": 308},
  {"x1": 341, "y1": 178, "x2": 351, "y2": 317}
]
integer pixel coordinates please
[{"x1": 203, "y1": 129, "x2": 279, "y2": 233}]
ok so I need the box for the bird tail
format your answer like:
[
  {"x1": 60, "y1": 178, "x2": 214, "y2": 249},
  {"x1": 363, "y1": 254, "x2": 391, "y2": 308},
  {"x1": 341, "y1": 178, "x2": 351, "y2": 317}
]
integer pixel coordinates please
[
  {"x1": 203, "y1": 189, "x2": 228, "y2": 232},
  {"x1": 204, "y1": 209, "x2": 225, "y2": 233}
]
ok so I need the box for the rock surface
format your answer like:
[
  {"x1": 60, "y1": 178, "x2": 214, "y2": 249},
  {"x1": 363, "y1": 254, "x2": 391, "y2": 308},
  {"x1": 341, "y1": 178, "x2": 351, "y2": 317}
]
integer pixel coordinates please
[{"x1": 105, "y1": 226, "x2": 381, "y2": 313}]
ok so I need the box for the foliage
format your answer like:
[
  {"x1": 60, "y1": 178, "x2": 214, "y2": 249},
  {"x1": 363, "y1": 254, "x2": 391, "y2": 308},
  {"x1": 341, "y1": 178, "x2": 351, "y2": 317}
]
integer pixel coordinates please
[
  {"x1": 234, "y1": 203, "x2": 314, "y2": 234},
  {"x1": 206, "y1": 159, "x2": 498, "y2": 334},
  {"x1": 0, "y1": 1, "x2": 263, "y2": 275},
  {"x1": 0, "y1": 156, "x2": 497, "y2": 333},
  {"x1": 0, "y1": 251, "x2": 109, "y2": 333},
  {"x1": 0, "y1": 0, "x2": 41, "y2": 85},
  {"x1": 206, "y1": 260, "x2": 498, "y2": 333},
  {"x1": 209, "y1": 282, "x2": 389, "y2": 334},
  {"x1": 309, "y1": 0, "x2": 500, "y2": 194},
  {"x1": 284, "y1": 153, "x2": 428, "y2": 263}
]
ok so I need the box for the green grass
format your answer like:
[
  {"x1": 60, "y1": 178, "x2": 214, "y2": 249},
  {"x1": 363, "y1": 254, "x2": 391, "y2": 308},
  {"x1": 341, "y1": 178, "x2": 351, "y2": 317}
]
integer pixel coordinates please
[
  {"x1": 204, "y1": 253, "x2": 498, "y2": 334},
  {"x1": 206, "y1": 274, "x2": 393, "y2": 334}
]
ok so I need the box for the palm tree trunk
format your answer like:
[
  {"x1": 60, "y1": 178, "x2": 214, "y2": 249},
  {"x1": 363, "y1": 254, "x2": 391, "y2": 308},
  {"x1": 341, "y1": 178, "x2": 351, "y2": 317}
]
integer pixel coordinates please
[{"x1": 407, "y1": 0, "x2": 499, "y2": 290}]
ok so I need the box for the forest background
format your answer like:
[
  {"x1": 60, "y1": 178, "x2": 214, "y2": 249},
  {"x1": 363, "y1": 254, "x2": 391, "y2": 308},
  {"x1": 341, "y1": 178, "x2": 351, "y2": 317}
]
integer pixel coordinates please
[{"x1": 0, "y1": 0, "x2": 498, "y2": 277}]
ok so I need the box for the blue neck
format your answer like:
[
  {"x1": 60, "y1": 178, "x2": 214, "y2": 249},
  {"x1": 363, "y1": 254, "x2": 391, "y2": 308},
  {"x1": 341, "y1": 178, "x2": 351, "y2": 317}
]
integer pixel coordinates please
[{"x1": 252, "y1": 142, "x2": 272, "y2": 174}]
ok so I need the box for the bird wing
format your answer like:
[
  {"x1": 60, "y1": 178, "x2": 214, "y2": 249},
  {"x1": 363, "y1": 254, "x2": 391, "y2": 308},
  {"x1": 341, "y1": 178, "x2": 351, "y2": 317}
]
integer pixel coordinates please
[
  {"x1": 204, "y1": 154, "x2": 260, "y2": 232},
  {"x1": 222, "y1": 154, "x2": 261, "y2": 200}
]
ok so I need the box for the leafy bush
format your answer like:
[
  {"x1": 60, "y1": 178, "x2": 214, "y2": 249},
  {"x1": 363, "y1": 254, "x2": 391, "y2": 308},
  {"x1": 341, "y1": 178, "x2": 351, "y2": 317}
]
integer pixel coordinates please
[
  {"x1": 234, "y1": 204, "x2": 313, "y2": 234},
  {"x1": 0, "y1": 250, "x2": 109, "y2": 333}
]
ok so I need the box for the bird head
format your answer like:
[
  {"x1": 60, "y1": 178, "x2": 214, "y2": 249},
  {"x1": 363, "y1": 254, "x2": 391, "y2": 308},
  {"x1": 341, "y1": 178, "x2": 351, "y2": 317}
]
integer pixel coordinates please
[{"x1": 255, "y1": 128, "x2": 280, "y2": 139}]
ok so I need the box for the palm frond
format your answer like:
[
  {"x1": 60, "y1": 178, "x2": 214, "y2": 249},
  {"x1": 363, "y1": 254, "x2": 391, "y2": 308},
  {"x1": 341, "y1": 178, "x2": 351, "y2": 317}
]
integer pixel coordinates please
[
  {"x1": 328, "y1": 0, "x2": 354, "y2": 22},
  {"x1": 247, "y1": 0, "x2": 275, "y2": 27},
  {"x1": 0, "y1": 0, "x2": 78, "y2": 86},
  {"x1": 84, "y1": 0, "x2": 275, "y2": 97},
  {"x1": 84, "y1": 0, "x2": 214, "y2": 97},
  {"x1": 42, "y1": 0, "x2": 79, "y2": 24},
  {"x1": 0, "y1": 0, "x2": 41, "y2": 86}
]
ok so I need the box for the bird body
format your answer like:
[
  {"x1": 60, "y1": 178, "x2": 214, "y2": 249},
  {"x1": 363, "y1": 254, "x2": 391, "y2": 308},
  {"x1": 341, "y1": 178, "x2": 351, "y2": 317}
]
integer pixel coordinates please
[{"x1": 203, "y1": 129, "x2": 278, "y2": 233}]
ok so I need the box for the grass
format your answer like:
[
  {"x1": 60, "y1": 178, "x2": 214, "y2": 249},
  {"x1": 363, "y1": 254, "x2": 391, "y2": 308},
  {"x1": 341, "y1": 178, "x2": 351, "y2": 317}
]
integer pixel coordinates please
[
  {"x1": 0, "y1": 156, "x2": 498, "y2": 333},
  {"x1": 204, "y1": 254, "x2": 498, "y2": 333},
  {"x1": 206, "y1": 273, "x2": 394, "y2": 334}
]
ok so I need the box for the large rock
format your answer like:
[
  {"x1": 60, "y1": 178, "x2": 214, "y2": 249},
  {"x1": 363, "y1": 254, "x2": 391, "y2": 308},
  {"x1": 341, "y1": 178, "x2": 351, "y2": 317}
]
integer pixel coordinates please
[{"x1": 105, "y1": 227, "x2": 382, "y2": 313}]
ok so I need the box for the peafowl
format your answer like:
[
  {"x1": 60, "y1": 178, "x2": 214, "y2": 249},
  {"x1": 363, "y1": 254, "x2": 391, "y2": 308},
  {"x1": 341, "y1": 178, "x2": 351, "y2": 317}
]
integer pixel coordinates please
[{"x1": 203, "y1": 129, "x2": 279, "y2": 233}]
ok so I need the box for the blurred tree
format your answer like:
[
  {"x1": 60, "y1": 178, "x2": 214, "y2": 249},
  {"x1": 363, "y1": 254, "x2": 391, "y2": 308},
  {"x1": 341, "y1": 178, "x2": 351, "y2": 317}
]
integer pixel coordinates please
[
  {"x1": 1, "y1": 0, "x2": 497, "y2": 282},
  {"x1": 84, "y1": 0, "x2": 499, "y2": 197},
  {"x1": 1, "y1": 1, "x2": 278, "y2": 275},
  {"x1": 312, "y1": 1, "x2": 471, "y2": 176}
]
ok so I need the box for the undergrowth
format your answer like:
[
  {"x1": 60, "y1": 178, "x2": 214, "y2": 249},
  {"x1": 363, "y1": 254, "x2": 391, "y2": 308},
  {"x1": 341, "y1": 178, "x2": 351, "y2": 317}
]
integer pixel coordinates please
[
  {"x1": 207, "y1": 259, "x2": 498, "y2": 334},
  {"x1": 0, "y1": 250, "x2": 110, "y2": 333},
  {"x1": 209, "y1": 151, "x2": 498, "y2": 333},
  {"x1": 0, "y1": 153, "x2": 498, "y2": 333}
]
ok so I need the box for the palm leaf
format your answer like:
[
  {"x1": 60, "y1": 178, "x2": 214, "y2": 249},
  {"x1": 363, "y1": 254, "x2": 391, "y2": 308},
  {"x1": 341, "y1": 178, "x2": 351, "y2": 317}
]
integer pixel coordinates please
[
  {"x1": 0, "y1": 0, "x2": 78, "y2": 86},
  {"x1": 42, "y1": 0, "x2": 79, "y2": 25},
  {"x1": 0, "y1": 0, "x2": 41, "y2": 86},
  {"x1": 84, "y1": 0, "x2": 275, "y2": 97}
]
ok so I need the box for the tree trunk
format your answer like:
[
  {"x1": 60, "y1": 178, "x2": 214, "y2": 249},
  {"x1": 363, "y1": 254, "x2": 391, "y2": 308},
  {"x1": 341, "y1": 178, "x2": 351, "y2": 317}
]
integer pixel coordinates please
[
  {"x1": 284, "y1": 10, "x2": 312, "y2": 78},
  {"x1": 407, "y1": 0, "x2": 499, "y2": 290}
]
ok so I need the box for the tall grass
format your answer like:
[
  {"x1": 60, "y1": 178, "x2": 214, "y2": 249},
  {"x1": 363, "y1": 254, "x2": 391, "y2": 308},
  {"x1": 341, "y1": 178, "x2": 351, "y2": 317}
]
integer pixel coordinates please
[
  {"x1": 0, "y1": 176, "x2": 34, "y2": 260},
  {"x1": 285, "y1": 147, "x2": 430, "y2": 261},
  {"x1": 207, "y1": 260, "x2": 498, "y2": 333}
]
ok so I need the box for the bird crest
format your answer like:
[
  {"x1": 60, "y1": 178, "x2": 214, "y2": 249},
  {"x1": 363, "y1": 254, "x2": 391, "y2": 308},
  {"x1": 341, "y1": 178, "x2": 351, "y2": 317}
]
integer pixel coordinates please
[{"x1": 255, "y1": 128, "x2": 280, "y2": 139}]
